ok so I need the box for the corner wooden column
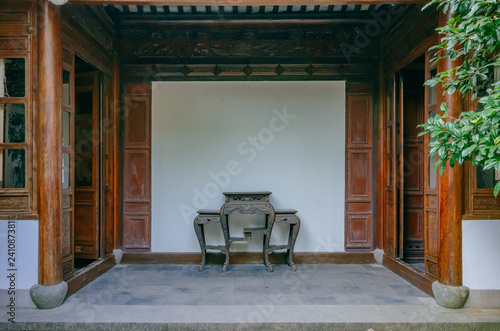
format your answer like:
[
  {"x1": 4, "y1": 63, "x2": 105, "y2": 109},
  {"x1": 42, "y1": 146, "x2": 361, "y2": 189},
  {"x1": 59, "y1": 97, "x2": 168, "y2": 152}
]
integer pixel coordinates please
[
  {"x1": 37, "y1": 0, "x2": 63, "y2": 286},
  {"x1": 436, "y1": 10, "x2": 463, "y2": 287}
]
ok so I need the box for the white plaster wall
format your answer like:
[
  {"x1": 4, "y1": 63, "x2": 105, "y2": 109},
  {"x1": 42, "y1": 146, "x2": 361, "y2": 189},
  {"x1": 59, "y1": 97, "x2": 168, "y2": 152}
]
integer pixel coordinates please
[
  {"x1": 0, "y1": 220, "x2": 38, "y2": 289},
  {"x1": 463, "y1": 220, "x2": 500, "y2": 290},
  {"x1": 151, "y1": 81, "x2": 345, "y2": 252}
]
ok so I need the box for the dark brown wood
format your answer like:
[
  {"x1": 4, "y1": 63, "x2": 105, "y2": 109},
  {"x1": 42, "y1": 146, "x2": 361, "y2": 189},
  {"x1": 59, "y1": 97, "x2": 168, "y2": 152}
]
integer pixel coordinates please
[
  {"x1": 379, "y1": 6, "x2": 440, "y2": 279},
  {"x1": 123, "y1": 84, "x2": 152, "y2": 252},
  {"x1": 121, "y1": 252, "x2": 377, "y2": 265},
  {"x1": 383, "y1": 254, "x2": 435, "y2": 297},
  {"x1": 62, "y1": 48, "x2": 76, "y2": 280},
  {"x1": 118, "y1": 21, "x2": 378, "y2": 66},
  {"x1": 69, "y1": 0, "x2": 427, "y2": 5},
  {"x1": 66, "y1": 255, "x2": 115, "y2": 297},
  {"x1": 112, "y1": 56, "x2": 121, "y2": 250},
  {"x1": 100, "y1": 73, "x2": 113, "y2": 256},
  {"x1": 61, "y1": 5, "x2": 113, "y2": 76},
  {"x1": 436, "y1": 10, "x2": 463, "y2": 288},
  {"x1": 74, "y1": 72, "x2": 100, "y2": 260},
  {"x1": 345, "y1": 92, "x2": 373, "y2": 251},
  {"x1": 37, "y1": 0, "x2": 63, "y2": 286},
  {"x1": 376, "y1": 53, "x2": 385, "y2": 250},
  {"x1": 400, "y1": 69, "x2": 425, "y2": 263},
  {"x1": 383, "y1": 77, "x2": 398, "y2": 257},
  {"x1": 380, "y1": 5, "x2": 438, "y2": 74},
  {"x1": 423, "y1": 49, "x2": 439, "y2": 278},
  {"x1": 0, "y1": 0, "x2": 36, "y2": 217},
  {"x1": 123, "y1": 63, "x2": 376, "y2": 83}
]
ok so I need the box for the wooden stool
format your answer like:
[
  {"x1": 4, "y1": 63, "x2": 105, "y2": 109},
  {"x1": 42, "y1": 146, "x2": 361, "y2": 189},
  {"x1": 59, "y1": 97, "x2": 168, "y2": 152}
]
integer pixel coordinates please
[
  {"x1": 193, "y1": 210, "x2": 225, "y2": 271},
  {"x1": 266, "y1": 209, "x2": 300, "y2": 271}
]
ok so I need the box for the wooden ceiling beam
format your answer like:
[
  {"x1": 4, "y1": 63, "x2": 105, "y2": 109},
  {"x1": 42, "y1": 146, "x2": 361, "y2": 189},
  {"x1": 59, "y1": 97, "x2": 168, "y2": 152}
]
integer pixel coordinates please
[{"x1": 68, "y1": 0, "x2": 427, "y2": 6}]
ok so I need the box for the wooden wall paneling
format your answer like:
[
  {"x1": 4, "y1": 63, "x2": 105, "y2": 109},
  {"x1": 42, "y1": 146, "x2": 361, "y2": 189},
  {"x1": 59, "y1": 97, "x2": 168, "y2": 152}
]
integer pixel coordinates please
[
  {"x1": 345, "y1": 91, "x2": 373, "y2": 251},
  {"x1": 123, "y1": 84, "x2": 151, "y2": 252}
]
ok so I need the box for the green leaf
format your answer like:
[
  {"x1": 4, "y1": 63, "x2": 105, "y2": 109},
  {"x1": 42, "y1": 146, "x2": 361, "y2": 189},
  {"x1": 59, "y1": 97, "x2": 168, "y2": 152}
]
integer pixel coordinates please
[{"x1": 494, "y1": 181, "x2": 500, "y2": 197}]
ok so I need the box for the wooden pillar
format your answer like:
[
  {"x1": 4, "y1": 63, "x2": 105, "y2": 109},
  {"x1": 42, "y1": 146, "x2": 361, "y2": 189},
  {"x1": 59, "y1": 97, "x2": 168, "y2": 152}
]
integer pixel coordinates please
[
  {"x1": 37, "y1": 0, "x2": 63, "y2": 286},
  {"x1": 112, "y1": 55, "x2": 121, "y2": 250},
  {"x1": 437, "y1": 10, "x2": 463, "y2": 287}
]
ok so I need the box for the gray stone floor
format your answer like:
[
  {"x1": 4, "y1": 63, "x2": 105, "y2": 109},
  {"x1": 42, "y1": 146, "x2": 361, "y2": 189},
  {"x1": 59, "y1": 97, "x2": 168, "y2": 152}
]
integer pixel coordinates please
[
  {"x1": 4, "y1": 264, "x2": 500, "y2": 330},
  {"x1": 68, "y1": 263, "x2": 431, "y2": 306}
]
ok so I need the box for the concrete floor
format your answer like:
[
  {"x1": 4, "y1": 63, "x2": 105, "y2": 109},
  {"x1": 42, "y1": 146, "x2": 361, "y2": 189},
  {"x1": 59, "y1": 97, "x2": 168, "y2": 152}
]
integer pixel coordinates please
[{"x1": 3, "y1": 264, "x2": 500, "y2": 330}]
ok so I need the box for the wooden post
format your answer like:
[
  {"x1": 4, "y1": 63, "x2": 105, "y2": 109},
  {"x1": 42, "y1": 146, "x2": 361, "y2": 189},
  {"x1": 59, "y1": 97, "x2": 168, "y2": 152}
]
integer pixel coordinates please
[
  {"x1": 113, "y1": 55, "x2": 121, "y2": 250},
  {"x1": 37, "y1": 0, "x2": 63, "y2": 286},
  {"x1": 436, "y1": 10, "x2": 463, "y2": 288}
]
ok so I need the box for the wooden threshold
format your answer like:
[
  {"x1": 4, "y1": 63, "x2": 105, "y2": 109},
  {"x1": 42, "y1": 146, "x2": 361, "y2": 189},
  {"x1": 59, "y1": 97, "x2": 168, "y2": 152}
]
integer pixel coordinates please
[
  {"x1": 382, "y1": 254, "x2": 435, "y2": 297},
  {"x1": 121, "y1": 251, "x2": 376, "y2": 265},
  {"x1": 66, "y1": 255, "x2": 115, "y2": 297}
]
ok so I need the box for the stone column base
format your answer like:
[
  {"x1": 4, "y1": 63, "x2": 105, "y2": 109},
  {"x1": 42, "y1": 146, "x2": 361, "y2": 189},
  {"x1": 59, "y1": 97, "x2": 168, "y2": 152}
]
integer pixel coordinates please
[
  {"x1": 113, "y1": 249, "x2": 124, "y2": 264},
  {"x1": 30, "y1": 281, "x2": 68, "y2": 309},
  {"x1": 432, "y1": 281, "x2": 469, "y2": 309},
  {"x1": 373, "y1": 249, "x2": 384, "y2": 265}
]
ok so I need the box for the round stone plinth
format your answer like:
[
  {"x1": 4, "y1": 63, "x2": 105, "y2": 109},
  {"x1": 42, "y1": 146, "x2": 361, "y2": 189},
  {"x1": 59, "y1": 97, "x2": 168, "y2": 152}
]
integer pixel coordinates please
[
  {"x1": 432, "y1": 281, "x2": 469, "y2": 309},
  {"x1": 30, "y1": 281, "x2": 68, "y2": 309}
]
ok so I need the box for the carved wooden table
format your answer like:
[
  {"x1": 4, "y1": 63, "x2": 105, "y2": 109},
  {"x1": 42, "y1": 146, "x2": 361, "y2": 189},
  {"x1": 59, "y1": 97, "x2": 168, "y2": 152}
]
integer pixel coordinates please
[
  {"x1": 220, "y1": 192, "x2": 275, "y2": 272},
  {"x1": 194, "y1": 192, "x2": 300, "y2": 272}
]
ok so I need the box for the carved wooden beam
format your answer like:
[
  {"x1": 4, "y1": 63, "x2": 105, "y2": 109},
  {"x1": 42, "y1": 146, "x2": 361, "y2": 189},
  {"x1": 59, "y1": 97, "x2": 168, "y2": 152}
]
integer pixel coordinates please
[{"x1": 68, "y1": 0, "x2": 427, "y2": 5}]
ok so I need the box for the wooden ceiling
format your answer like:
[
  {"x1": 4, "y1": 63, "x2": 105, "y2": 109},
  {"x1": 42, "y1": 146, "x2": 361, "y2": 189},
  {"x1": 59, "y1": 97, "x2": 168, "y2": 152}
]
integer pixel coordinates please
[{"x1": 104, "y1": 3, "x2": 407, "y2": 22}]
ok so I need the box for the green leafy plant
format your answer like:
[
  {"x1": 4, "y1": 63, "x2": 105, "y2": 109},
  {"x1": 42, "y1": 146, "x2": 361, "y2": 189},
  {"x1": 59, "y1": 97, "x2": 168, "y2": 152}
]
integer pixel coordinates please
[{"x1": 419, "y1": 0, "x2": 500, "y2": 196}]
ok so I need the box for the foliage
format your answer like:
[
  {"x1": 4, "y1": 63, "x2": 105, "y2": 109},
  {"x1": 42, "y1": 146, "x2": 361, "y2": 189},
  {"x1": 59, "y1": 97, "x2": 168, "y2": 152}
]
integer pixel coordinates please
[{"x1": 419, "y1": 0, "x2": 500, "y2": 196}]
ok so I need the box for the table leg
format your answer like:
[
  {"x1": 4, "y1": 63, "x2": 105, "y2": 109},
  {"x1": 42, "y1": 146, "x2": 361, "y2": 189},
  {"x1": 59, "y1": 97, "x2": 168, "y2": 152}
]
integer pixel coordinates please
[
  {"x1": 263, "y1": 214, "x2": 275, "y2": 272},
  {"x1": 193, "y1": 218, "x2": 206, "y2": 272},
  {"x1": 220, "y1": 215, "x2": 231, "y2": 272},
  {"x1": 287, "y1": 219, "x2": 300, "y2": 271}
]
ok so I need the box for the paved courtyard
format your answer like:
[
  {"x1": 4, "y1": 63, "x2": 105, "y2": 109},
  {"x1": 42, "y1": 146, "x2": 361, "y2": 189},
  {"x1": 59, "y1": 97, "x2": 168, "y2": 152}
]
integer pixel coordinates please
[{"x1": 4, "y1": 264, "x2": 500, "y2": 330}]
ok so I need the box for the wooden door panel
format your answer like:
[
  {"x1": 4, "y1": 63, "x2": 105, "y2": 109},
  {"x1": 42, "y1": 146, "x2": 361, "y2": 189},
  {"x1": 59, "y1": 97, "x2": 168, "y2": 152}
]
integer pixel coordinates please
[
  {"x1": 345, "y1": 90, "x2": 373, "y2": 251},
  {"x1": 62, "y1": 210, "x2": 73, "y2": 277},
  {"x1": 403, "y1": 144, "x2": 424, "y2": 193},
  {"x1": 123, "y1": 214, "x2": 150, "y2": 250},
  {"x1": 123, "y1": 84, "x2": 152, "y2": 252},
  {"x1": 74, "y1": 72, "x2": 99, "y2": 260},
  {"x1": 346, "y1": 214, "x2": 372, "y2": 248},
  {"x1": 347, "y1": 97, "x2": 372, "y2": 146},
  {"x1": 347, "y1": 149, "x2": 372, "y2": 200},
  {"x1": 61, "y1": 54, "x2": 75, "y2": 279},
  {"x1": 74, "y1": 204, "x2": 98, "y2": 258},
  {"x1": 124, "y1": 150, "x2": 150, "y2": 201},
  {"x1": 125, "y1": 96, "x2": 150, "y2": 148},
  {"x1": 423, "y1": 50, "x2": 439, "y2": 279}
]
